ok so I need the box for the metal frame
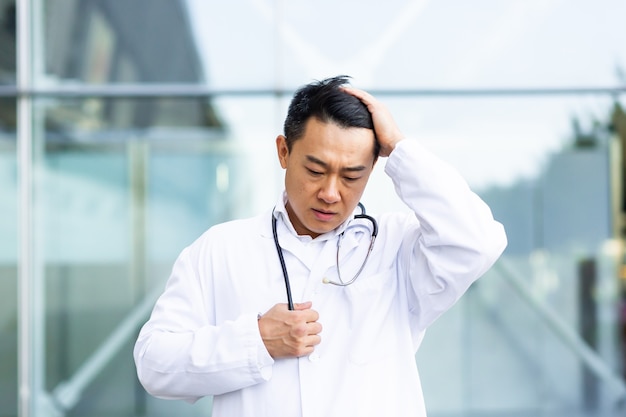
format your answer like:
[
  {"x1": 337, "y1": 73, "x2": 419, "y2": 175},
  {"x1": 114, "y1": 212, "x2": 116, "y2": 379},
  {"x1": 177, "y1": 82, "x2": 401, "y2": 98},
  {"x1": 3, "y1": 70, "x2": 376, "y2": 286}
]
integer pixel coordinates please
[
  {"x1": 17, "y1": 1, "x2": 34, "y2": 417},
  {"x1": 3, "y1": 84, "x2": 626, "y2": 99}
]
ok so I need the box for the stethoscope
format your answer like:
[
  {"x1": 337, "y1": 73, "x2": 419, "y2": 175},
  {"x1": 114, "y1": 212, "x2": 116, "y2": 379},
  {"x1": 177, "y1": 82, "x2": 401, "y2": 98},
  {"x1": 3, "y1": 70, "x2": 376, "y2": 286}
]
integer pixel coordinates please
[{"x1": 272, "y1": 203, "x2": 378, "y2": 310}]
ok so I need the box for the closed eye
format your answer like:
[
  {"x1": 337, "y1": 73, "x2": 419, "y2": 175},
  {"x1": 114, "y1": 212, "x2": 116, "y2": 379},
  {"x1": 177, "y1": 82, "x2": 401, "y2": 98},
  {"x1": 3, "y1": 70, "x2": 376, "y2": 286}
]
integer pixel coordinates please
[{"x1": 306, "y1": 168, "x2": 323, "y2": 176}]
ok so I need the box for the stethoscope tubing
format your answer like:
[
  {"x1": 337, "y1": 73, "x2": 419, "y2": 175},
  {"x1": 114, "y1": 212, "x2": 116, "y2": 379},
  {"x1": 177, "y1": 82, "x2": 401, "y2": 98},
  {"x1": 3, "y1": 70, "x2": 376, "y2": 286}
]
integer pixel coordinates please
[
  {"x1": 272, "y1": 212, "x2": 295, "y2": 310},
  {"x1": 272, "y1": 203, "x2": 377, "y2": 310}
]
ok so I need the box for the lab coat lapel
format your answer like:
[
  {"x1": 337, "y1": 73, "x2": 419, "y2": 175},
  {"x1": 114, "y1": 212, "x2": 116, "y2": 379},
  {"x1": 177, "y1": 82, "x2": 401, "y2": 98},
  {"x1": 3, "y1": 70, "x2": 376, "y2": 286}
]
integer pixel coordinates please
[
  {"x1": 278, "y1": 224, "x2": 364, "y2": 273},
  {"x1": 263, "y1": 213, "x2": 321, "y2": 271}
]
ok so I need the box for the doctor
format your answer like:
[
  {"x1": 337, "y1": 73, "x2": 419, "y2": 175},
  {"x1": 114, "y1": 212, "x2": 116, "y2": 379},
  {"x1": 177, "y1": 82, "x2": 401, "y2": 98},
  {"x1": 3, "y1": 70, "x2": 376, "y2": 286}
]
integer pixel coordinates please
[{"x1": 134, "y1": 75, "x2": 507, "y2": 416}]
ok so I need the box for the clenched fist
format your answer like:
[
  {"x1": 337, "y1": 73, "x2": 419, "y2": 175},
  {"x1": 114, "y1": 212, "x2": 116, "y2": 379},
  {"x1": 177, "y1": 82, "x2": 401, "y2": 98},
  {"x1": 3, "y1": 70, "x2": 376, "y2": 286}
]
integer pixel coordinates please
[{"x1": 258, "y1": 301, "x2": 322, "y2": 358}]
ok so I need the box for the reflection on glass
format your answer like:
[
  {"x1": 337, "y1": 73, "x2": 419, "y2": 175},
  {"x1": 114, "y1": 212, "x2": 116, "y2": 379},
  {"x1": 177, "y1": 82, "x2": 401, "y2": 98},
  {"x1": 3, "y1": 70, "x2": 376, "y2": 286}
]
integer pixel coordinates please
[
  {"x1": 43, "y1": 0, "x2": 205, "y2": 84},
  {"x1": 30, "y1": 96, "x2": 268, "y2": 416},
  {"x1": 0, "y1": 98, "x2": 17, "y2": 417},
  {"x1": 0, "y1": 0, "x2": 15, "y2": 85},
  {"x1": 45, "y1": 97, "x2": 223, "y2": 133}
]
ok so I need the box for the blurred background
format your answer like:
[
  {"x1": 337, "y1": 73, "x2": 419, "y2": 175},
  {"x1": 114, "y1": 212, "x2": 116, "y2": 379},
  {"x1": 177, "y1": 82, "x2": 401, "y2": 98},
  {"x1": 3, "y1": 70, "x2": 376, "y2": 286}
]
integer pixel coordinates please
[{"x1": 2, "y1": 0, "x2": 626, "y2": 416}]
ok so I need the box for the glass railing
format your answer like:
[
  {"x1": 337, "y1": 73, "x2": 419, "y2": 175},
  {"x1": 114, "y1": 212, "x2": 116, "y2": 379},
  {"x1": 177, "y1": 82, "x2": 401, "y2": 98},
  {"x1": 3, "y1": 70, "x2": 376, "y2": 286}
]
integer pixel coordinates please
[{"x1": 0, "y1": 101, "x2": 17, "y2": 417}]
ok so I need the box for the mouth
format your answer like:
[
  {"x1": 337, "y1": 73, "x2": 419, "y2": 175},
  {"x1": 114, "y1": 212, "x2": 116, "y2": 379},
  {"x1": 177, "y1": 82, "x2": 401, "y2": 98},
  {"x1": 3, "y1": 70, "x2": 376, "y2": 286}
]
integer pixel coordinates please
[{"x1": 312, "y1": 208, "x2": 336, "y2": 221}]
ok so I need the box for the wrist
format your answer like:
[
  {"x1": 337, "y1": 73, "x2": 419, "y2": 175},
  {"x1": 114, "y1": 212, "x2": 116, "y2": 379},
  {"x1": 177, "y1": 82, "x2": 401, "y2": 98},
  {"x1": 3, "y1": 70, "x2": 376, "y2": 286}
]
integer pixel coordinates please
[{"x1": 381, "y1": 137, "x2": 405, "y2": 157}]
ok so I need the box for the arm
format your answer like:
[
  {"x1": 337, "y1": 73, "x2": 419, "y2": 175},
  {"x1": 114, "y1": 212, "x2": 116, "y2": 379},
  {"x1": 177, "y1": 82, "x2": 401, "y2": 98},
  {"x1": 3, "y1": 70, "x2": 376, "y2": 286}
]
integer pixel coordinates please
[
  {"x1": 345, "y1": 86, "x2": 507, "y2": 330},
  {"x1": 134, "y1": 231, "x2": 324, "y2": 401},
  {"x1": 387, "y1": 140, "x2": 507, "y2": 329},
  {"x1": 133, "y1": 242, "x2": 274, "y2": 402}
]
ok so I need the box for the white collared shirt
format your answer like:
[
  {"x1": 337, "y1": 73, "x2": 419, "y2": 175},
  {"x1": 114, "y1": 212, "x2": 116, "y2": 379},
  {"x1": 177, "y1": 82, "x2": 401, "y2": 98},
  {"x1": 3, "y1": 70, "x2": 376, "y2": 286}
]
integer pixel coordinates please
[{"x1": 134, "y1": 139, "x2": 507, "y2": 417}]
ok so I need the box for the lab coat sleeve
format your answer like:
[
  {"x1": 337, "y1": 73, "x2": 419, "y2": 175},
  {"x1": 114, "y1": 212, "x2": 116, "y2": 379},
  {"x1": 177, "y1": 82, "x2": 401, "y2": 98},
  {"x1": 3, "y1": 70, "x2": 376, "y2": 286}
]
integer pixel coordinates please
[
  {"x1": 133, "y1": 240, "x2": 274, "y2": 402},
  {"x1": 384, "y1": 139, "x2": 507, "y2": 331}
]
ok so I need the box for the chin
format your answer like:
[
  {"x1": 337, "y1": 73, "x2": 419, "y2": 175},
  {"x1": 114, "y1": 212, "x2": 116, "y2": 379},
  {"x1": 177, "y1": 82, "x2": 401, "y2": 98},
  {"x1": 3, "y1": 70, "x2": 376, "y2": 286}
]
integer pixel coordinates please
[{"x1": 311, "y1": 224, "x2": 338, "y2": 236}]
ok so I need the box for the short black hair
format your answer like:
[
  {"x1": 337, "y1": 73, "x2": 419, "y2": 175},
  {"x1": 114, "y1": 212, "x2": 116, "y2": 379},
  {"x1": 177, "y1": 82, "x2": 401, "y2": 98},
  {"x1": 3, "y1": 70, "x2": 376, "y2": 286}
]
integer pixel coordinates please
[{"x1": 283, "y1": 75, "x2": 379, "y2": 158}]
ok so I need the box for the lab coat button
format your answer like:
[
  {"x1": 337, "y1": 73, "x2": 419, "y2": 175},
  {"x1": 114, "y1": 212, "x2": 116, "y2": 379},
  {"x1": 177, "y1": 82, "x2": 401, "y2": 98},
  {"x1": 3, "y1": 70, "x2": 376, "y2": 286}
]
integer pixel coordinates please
[{"x1": 308, "y1": 352, "x2": 320, "y2": 362}]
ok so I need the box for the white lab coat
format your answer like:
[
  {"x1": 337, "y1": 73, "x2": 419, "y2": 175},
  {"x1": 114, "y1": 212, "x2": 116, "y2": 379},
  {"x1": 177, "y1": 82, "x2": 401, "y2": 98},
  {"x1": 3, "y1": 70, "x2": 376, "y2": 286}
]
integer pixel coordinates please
[{"x1": 134, "y1": 139, "x2": 507, "y2": 417}]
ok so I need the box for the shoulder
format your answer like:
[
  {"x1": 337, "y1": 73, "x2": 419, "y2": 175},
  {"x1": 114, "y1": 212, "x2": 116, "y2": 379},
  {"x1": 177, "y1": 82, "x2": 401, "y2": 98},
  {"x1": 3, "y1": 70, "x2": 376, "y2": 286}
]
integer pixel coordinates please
[
  {"x1": 372, "y1": 210, "x2": 421, "y2": 242},
  {"x1": 374, "y1": 209, "x2": 417, "y2": 226}
]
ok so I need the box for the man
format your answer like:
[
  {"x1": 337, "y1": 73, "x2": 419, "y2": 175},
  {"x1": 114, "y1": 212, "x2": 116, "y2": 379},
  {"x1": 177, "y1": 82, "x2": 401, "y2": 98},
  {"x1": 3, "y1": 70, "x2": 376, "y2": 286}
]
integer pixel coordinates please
[{"x1": 134, "y1": 75, "x2": 507, "y2": 416}]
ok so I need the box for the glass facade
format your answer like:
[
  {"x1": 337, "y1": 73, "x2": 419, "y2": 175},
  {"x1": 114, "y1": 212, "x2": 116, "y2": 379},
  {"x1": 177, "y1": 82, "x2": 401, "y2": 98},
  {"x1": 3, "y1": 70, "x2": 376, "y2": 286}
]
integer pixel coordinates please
[
  {"x1": 0, "y1": 98, "x2": 17, "y2": 417},
  {"x1": 4, "y1": 0, "x2": 626, "y2": 416},
  {"x1": 0, "y1": 0, "x2": 16, "y2": 415}
]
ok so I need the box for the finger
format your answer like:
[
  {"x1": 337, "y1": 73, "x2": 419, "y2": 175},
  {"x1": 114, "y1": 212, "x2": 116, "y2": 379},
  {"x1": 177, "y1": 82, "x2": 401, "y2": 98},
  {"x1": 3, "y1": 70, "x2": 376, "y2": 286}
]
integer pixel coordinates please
[
  {"x1": 294, "y1": 344, "x2": 316, "y2": 357},
  {"x1": 303, "y1": 308, "x2": 319, "y2": 323},
  {"x1": 293, "y1": 306, "x2": 319, "y2": 324},
  {"x1": 293, "y1": 301, "x2": 312, "y2": 311},
  {"x1": 341, "y1": 86, "x2": 376, "y2": 105},
  {"x1": 307, "y1": 321, "x2": 323, "y2": 335},
  {"x1": 305, "y1": 334, "x2": 322, "y2": 348}
]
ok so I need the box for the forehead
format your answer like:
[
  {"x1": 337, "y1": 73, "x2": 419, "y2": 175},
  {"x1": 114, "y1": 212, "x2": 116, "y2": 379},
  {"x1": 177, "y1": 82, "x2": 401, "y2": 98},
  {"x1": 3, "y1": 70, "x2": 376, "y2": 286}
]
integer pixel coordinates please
[{"x1": 293, "y1": 118, "x2": 376, "y2": 160}]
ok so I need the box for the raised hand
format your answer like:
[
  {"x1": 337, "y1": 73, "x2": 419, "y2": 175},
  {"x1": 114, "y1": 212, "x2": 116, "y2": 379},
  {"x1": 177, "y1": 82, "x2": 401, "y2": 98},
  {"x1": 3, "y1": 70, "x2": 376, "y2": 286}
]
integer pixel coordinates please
[{"x1": 342, "y1": 86, "x2": 405, "y2": 157}]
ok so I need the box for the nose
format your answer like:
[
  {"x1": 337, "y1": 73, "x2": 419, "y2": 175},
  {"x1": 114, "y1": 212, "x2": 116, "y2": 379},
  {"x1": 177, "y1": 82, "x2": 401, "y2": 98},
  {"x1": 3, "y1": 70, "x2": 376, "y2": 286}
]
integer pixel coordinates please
[{"x1": 318, "y1": 176, "x2": 341, "y2": 204}]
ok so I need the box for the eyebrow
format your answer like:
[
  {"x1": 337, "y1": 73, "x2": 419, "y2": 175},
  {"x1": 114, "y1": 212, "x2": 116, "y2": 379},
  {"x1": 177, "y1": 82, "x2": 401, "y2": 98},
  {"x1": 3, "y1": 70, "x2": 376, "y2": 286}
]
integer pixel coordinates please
[{"x1": 305, "y1": 155, "x2": 368, "y2": 172}]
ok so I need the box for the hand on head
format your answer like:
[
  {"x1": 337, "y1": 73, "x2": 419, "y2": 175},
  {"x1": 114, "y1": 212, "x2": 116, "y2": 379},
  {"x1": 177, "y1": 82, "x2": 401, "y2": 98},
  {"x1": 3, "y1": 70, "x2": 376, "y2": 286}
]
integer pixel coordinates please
[{"x1": 341, "y1": 86, "x2": 405, "y2": 158}]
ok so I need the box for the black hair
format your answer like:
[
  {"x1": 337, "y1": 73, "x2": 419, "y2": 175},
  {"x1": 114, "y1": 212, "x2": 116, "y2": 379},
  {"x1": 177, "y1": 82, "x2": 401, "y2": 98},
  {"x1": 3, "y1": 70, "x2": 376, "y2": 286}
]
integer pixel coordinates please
[{"x1": 283, "y1": 75, "x2": 379, "y2": 158}]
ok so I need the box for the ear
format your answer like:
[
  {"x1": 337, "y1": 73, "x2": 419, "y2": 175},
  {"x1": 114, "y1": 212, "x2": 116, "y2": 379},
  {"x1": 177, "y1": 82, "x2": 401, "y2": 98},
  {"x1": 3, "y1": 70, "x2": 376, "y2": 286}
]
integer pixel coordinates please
[{"x1": 276, "y1": 135, "x2": 289, "y2": 169}]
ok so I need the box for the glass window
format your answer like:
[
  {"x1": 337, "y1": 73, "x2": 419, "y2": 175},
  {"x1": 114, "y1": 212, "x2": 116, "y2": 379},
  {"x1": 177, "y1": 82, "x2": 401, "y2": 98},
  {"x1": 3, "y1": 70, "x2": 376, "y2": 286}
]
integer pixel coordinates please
[
  {"x1": 29, "y1": 96, "x2": 280, "y2": 416},
  {"x1": 0, "y1": 98, "x2": 17, "y2": 417},
  {"x1": 0, "y1": 0, "x2": 15, "y2": 85},
  {"x1": 12, "y1": 1, "x2": 626, "y2": 416},
  {"x1": 42, "y1": 0, "x2": 224, "y2": 85}
]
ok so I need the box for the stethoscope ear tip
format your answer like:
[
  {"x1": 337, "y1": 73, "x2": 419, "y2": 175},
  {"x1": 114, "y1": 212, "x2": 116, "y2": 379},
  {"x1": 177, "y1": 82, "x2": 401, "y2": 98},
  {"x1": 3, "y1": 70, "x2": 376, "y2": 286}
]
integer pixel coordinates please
[{"x1": 322, "y1": 277, "x2": 330, "y2": 284}]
